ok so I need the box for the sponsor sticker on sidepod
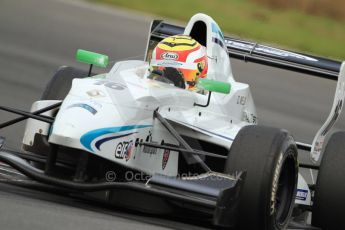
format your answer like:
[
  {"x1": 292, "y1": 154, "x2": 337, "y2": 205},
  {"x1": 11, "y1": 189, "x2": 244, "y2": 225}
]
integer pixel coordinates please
[
  {"x1": 296, "y1": 189, "x2": 308, "y2": 201},
  {"x1": 162, "y1": 149, "x2": 170, "y2": 170}
]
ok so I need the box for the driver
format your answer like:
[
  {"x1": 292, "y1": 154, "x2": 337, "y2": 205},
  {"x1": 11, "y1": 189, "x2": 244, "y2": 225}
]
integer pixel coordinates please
[{"x1": 148, "y1": 35, "x2": 208, "y2": 91}]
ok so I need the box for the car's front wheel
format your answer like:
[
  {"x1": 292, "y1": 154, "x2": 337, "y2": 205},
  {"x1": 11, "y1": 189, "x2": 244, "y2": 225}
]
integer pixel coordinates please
[
  {"x1": 23, "y1": 66, "x2": 90, "y2": 168},
  {"x1": 224, "y1": 125, "x2": 298, "y2": 230}
]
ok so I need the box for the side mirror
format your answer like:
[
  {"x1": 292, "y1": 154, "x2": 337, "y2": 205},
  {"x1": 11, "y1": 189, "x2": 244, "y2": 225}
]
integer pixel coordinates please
[
  {"x1": 76, "y1": 49, "x2": 109, "y2": 76},
  {"x1": 76, "y1": 49, "x2": 109, "y2": 67},
  {"x1": 194, "y1": 79, "x2": 231, "y2": 107},
  {"x1": 197, "y1": 78, "x2": 231, "y2": 94}
]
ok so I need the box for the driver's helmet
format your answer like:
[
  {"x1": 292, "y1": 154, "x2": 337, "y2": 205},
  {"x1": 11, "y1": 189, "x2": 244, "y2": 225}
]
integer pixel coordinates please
[{"x1": 149, "y1": 35, "x2": 208, "y2": 90}]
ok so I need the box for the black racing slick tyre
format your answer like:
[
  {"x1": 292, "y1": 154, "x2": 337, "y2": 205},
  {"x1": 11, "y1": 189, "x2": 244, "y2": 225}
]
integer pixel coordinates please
[
  {"x1": 41, "y1": 66, "x2": 90, "y2": 100},
  {"x1": 23, "y1": 66, "x2": 89, "y2": 162},
  {"x1": 312, "y1": 131, "x2": 345, "y2": 230},
  {"x1": 224, "y1": 125, "x2": 298, "y2": 230}
]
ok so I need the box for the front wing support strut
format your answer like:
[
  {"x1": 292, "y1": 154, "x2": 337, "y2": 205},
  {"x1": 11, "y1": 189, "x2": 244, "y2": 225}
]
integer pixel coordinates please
[
  {"x1": 153, "y1": 109, "x2": 211, "y2": 172},
  {"x1": 0, "y1": 102, "x2": 62, "y2": 129}
]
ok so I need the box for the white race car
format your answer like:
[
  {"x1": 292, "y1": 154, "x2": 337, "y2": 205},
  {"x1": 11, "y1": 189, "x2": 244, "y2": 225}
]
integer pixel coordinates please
[{"x1": 0, "y1": 13, "x2": 344, "y2": 230}]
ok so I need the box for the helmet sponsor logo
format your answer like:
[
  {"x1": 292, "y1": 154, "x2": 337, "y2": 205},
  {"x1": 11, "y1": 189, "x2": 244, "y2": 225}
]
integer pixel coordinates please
[
  {"x1": 153, "y1": 61, "x2": 183, "y2": 68},
  {"x1": 161, "y1": 52, "x2": 179, "y2": 60}
]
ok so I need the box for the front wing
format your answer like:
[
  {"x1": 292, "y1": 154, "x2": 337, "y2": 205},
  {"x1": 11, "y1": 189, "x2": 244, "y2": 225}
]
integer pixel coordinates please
[{"x1": 0, "y1": 142, "x2": 244, "y2": 228}]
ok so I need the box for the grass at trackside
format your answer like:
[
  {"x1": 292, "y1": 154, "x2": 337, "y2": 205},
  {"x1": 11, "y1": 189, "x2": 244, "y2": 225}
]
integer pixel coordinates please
[{"x1": 89, "y1": 0, "x2": 345, "y2": 60}]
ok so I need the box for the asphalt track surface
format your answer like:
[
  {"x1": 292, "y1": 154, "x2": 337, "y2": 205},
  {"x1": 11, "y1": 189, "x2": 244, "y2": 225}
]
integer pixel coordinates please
[{"x1": 0, "y1": 0, "x2": 344, "y2": 229}]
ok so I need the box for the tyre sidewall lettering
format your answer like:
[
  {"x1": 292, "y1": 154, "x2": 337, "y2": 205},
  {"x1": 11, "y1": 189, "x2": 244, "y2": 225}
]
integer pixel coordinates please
[{"x1": 270, "y1": 152, "x2": 284, "y2": 216}]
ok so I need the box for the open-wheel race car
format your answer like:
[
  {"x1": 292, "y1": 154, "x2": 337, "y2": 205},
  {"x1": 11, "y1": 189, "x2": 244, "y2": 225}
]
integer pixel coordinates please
[{"x1": 0, "y1": 13, "x2": 344, "y2": 230}]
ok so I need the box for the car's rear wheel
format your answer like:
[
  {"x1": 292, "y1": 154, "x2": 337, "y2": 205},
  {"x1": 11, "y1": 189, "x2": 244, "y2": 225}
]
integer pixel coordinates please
[
  {"x1": 224, "y1": 125, "x2": 298, "y2": 230},
  {"x1": 312, "y1": 131, "x2": 345, "y2": 230}
]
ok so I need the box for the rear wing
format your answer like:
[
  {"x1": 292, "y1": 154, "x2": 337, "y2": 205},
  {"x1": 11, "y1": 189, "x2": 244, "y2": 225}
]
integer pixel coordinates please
[
  {"x1": 146, "y1": 20, "x2": 341, "y2": 79},
  {"x1": 146, "y1": 20, "x2": 345, "y2": 164}
]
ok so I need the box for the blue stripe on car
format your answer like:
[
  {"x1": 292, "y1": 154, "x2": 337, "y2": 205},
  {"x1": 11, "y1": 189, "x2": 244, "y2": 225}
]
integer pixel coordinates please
[
  {"x1": 80, "y1": 125, "x2": 152, "y2": 151},
  {"x1": 211, "y1": 23, "x2": 225, "y2": 40},
  {"x1": 67, "y1": 103, "x2": 97, "y2": 115},
  {"x1": 95, "y1": 132, "x2": 135, "y2": 151}
]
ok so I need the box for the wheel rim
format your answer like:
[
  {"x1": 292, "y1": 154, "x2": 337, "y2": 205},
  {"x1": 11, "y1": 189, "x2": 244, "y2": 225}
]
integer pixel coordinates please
[{"x1": 275, "y1": 153, "x2": 297, "y2": 225}]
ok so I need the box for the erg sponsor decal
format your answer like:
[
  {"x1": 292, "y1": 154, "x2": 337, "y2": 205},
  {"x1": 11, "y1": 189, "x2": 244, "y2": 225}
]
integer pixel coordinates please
[{"x1": 115, "y1": 140, "x2": 134, "y2": 161}]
